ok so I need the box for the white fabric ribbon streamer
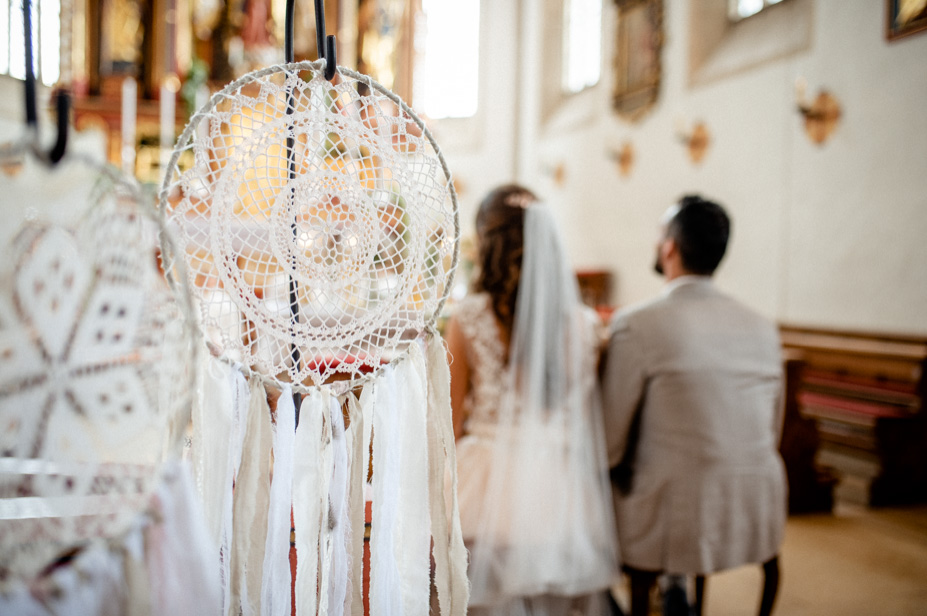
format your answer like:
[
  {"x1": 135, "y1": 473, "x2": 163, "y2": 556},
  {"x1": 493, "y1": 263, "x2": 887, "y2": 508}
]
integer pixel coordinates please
[
  {"x1": 396, "y1": 343, "x2": 434, "y2": 615},
  {"x1": 261, "y1": 386, "x2": 296, "y2": 616},
  {"x1": 230, "y1": 379, "x2": 273, "y2": 615},
  {"x1": 369, "y1": 365, "x2": 402, "y2": 613},
  {"x1": 189, "y1": 342, "x2": 467, "y2": 615},
  {"x1": 316, "y1": 396, "x2": 336, "y2": 615},
  {"x1": 147, "y1": 461, "x2": 222, "y2": 615},
  {"x1": 346, "y1": 393, "x2": 367, "y2": 616},
  {"x1": 327, "y1": 394, "x2": 352, "y2": 613},
  {"x1": 191, "y1": 355, "x2": 231, "y2": 541},
  {"x1": 192, "y1": 354, "x2": 249, "y2": 613},
  {"x1": 370, "y1": 345, "x2": 432, "y2": 615},
  {"x1": 425, "y1": 332, "x2": 470, "y2": 615},
  {"x1": 294, "y1": 390, "x2": 328, "y2": 616}
]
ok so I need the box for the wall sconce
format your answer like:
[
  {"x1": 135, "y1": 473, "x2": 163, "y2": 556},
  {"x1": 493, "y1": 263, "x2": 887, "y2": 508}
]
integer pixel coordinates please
[
  {"x1": 541, "y1": 162, "x2": 567, "y2": 187},
  {"x1": 795, "y1": 78, "x2": 841, "y2": 145},
  {"x1": 607, "y1": 142, "x2": 635, "y2": 178},
  {"x1": 675, "y1": 119, "x2": 711, "y2": 164}
]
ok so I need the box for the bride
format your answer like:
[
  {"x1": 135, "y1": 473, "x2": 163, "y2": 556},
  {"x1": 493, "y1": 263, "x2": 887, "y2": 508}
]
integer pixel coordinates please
[{"x1": 445, "y1": 185, "x2": 619, "y2": 615}]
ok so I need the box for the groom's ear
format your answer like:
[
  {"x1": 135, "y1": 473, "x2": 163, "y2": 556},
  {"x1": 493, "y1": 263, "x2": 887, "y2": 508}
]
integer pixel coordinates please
[{"x1": 661, "y1": 236, "x2": 678, "y2": 261}]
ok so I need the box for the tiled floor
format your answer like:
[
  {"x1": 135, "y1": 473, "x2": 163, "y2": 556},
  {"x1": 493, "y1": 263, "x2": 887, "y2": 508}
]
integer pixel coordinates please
[{"x1": 613, "y1": 504, "x2": 927, "y2": 615}]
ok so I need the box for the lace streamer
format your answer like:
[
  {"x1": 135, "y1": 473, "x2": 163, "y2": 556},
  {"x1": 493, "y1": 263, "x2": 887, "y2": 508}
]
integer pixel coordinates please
[
  {"x1": 230, "y1": 379, "x2": 273, "y2": 615},
  {"x1": 327, "y1": 394, "x2": 352, "y2": 612},
  {"x1": 369, "y1": 348, "x2": 432, "y2": 614},
  {"x1": 425, "y1": 332, "x2": 470, "y2": 614},
  {"x1": 261, "y1": 385, "x2": 295, "y2": 616},
  {"x1": 193, "y1": 356, "x2": 249, "y2": 613},
  {"x1": 346, "y1": 393, "x2": 367, "y2": 616},
  {"x1": 293, "y1": 390, "x2": 327, "y2": 616},
  {"x1": 370, "y1": 364, "x2": 403, "y2": 612}
]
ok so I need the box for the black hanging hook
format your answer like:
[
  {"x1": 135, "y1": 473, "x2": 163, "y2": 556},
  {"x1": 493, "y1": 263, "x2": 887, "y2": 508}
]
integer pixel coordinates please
[
  {"x1": 282, "y1": 0, "x2": 338, "y2": 427},
  {"x1": 285, "y1": 0, "x2": 338, "y2": 80},
  {"x1": 23, "y1": 0, "x2": 69, "y2": 164}
]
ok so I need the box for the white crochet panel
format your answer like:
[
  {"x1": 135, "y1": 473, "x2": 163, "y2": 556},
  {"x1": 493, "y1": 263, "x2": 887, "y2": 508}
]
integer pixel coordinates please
[
  {"x1": 0, "y1": 166, "x2": 195, "y2": 581},
  {"x1": 161, "y1": 61, "x2": 459, "y2": 389}
]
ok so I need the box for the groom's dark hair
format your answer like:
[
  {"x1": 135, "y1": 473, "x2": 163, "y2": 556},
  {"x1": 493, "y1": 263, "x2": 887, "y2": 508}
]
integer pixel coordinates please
[{"x1": 667, "y1": 195, "x2": 731, "y2": 275}]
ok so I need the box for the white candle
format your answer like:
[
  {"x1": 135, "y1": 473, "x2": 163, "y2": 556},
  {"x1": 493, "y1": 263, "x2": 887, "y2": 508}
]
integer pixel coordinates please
[
  {"x1": 195, "y1": 84, "x2": 210, "y2": 142},
  {"x1": 160, "y1": 79, "x2": 177, "y2": 171},
  {"x1": 121, "y1": 77, "x2": 137, "y2": 175}
]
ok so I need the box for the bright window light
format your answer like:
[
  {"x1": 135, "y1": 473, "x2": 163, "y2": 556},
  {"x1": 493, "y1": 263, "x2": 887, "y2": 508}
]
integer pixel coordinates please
[
  {"x1": 562, "y1": 0, "x2": 602, "y2": 94},
  {"x1": 0, "y1": 1, "x2": 9, "y2": 75},
  {"x1": 39, "y1": 0, "x2": 59, "y2": 85},
  {"x1": 729, "y1": 0, "x2": 786, "y2": 21},
  {"x1": 417, "y1": 0, "x2": 480, "y2": 119},
  {"x1": 9, "y1": 0, "x2": 26, "y2": 80},
  {"x1": 3, "y1": 0, "x2": 60, "y2": 85}
]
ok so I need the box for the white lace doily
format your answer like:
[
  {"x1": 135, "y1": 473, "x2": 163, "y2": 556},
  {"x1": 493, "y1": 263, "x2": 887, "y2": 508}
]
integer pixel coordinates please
[
  {"x1": 0, "y1": 159, "x2": 196, "y2": 581},
  {"x1": 160, "y1": 60, "x2": 459, "y2": 390}
]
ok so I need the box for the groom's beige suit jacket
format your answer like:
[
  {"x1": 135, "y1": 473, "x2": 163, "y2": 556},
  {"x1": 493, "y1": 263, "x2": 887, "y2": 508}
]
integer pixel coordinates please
[{"x1": 602, "y1": 276, "x2": 786, "y2": 574}]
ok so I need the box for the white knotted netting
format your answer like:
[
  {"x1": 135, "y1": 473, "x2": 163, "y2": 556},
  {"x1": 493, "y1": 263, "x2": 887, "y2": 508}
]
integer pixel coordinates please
[
  {"x1": 0, "y1": 158, "x2": 197, "y2": 583},
  {"x1": 160, "y1": 61, "x2": 459, "y2": 390}
]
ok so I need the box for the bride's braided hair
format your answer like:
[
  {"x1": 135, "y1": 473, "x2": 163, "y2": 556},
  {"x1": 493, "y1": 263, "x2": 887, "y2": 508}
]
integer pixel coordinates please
[{"x1": 473, "y1": 184, "x2": 537, "y2": 341}]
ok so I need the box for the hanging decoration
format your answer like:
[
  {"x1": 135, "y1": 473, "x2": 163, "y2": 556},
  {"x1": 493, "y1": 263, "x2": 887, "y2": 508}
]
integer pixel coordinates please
[
  {"x1": 675, "y1": 119, "x2": 711, "y2": 165},
  {"x1": 0, "y1": 155, "x2": 215, "y2": 613},
  {"x1": 159, "y1": 45, "x2": 467, "y2": 614},
  {"x1": 608, "y1": 141, "x2": 635, "y2": 178},
  {"x1": 0, "y1": 0, "x2": 217, "y2": 610},
  {"x1": 161, "y1": 62, "x2": 458, "y2": 390}
]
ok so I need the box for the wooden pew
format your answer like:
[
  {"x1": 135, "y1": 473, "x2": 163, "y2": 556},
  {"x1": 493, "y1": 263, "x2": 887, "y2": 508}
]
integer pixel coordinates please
[
  {"x1": 779, "y1": 354, "x2": 838, "y2": 513},
  {"x1": 779, "y1": 325, "x2": 927, "y2": 507}
]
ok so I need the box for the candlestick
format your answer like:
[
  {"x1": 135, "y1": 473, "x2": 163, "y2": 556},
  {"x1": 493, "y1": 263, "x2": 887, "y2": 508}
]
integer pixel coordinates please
[
  {"x1": 160, "y1": 76, "x2": 179, "y2": 172},
  {"x1": 121, "y1": 77, "x2": 137, "y2": 176}
]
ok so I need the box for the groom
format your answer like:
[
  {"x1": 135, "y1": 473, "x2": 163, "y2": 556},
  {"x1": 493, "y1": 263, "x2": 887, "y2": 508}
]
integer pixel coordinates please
[{"x1": 601, "y1": 195, "x2": 787, "y2": 616}]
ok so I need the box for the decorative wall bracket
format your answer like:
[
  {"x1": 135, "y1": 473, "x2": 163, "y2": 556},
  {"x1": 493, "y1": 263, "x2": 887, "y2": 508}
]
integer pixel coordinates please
[
  {"x1": 607, "y1": 142, "x2": 635, "y2": 178},
  {"x1": 675, "y1": 120, "x2": 710, "y2": 165},
  {"x1": 541, "y1": 162, "x2": 567, "y2": 187},
  {"x1": 795, "y1": 79, "x2": 842, "y2": 145}
]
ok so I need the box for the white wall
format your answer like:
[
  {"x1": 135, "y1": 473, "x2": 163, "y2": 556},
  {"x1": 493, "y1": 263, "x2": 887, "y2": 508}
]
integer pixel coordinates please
[{"x1": 434, "y1": 0, "x2": 927, "y2": 336}]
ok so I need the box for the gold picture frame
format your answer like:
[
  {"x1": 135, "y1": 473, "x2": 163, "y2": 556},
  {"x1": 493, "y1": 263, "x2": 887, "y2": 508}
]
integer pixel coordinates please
[
  {"x1": 612, "y1": 0, "x2": 663, "y2": 122},
  {"x1": 886, "y1": 0, "x2": 927, "y2": 41}
]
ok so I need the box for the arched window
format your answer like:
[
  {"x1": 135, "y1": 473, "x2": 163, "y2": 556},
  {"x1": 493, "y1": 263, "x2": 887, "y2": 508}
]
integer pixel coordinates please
[{"x1": 0, "y1": 0, "x2": 60, "y2": 85}]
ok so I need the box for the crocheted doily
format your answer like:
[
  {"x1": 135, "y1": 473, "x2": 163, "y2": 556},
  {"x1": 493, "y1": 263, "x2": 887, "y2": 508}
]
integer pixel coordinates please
[
  {"x1": 0, "y1": 161, "x2": 196, "y2": 581},
  {"x1": 160, "y1": 61, "x2": 459, "y2": 390}
]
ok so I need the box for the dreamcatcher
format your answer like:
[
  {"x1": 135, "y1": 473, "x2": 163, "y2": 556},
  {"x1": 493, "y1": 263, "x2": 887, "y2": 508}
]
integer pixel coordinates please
[
  {"x1": 159, "y1": 3, "x2": 467, "y2": 614},
  {"x1": 0, "y1": 149, "x2": 216, "y2": 616},
  {"x1": 0, "y1": 4, "x2": 216, "y2": 612}
]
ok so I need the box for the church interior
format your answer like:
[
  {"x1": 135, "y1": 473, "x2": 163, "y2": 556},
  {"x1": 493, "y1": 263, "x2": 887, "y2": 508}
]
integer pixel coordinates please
[{"x1": 1, "y1": 0, "x2": 926, "y2": 614}]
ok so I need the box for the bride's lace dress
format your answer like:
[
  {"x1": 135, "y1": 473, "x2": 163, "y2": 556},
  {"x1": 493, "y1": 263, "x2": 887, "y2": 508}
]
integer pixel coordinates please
[
  {"x1": 453, "y1": 292, "x2": 617, "y2": 616},
  {"x1": 454, "y1": 293, "x2": 508, "y2": 438}
]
